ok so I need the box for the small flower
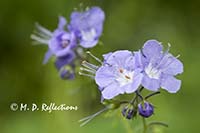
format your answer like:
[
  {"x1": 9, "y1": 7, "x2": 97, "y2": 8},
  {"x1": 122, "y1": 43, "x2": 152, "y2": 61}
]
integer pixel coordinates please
[
  {"x1": 122, "y1": 105, "x2": 137, "y2": 119},
  {"x1": 135, "y1": 40, "x2": 183, "y2": 93},
  {"x1": 31, "y1": 16, "x2": 77, "y2": 64},
  {"x1": 69, "y1": 7, "x2": 105, "y2": 48},
  {"x1": 138, "y1": 102, "x2": 154, "y2": 118},
  {"x1": 95, "y1": 50, "x2": 143, "y2": 99}
]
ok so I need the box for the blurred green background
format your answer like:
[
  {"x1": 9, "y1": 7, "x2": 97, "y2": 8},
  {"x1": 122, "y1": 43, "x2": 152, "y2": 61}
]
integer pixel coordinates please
[{"x1": 0, "y1": 0, "x2": 200, "y2": 132}]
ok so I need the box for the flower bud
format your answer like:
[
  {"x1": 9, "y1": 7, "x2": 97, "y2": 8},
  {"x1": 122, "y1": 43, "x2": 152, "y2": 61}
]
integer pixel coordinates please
[
  {"x1": 60, "y1": 67, "x2": 75, "y2": 80},
  {"x1": 138, "y1": 102, "x2": 154, "y2": 118},
  {"x1": 122, "y1": 106, "x2": 137, "y2": 120}
]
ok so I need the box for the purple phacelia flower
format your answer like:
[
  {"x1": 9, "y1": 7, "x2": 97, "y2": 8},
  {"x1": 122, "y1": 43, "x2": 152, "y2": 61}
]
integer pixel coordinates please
[
  {"x1": 31, "y1": 16, "x2": 77, "y2": 64},
  {"x1": 55, "y1": 51, "x2": 75, "y2": 70},
  {"x1": 95, "y1": 50, "x2": 143, "y2": 99},
  {"x1": 135, "y1": 40, "x2": 183, "y2": 93},
  {"x1": 69, "y1": 7, "x2": 105, "y2": 48},
  {"x1": 138, "y1": 102, "x2": 154, "y2": 118}
]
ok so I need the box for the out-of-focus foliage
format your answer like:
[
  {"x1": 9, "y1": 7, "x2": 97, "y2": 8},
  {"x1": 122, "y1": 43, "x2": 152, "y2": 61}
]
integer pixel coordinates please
[{"x1": 0, "y1": 0, "x2": 200, "y2": 133}]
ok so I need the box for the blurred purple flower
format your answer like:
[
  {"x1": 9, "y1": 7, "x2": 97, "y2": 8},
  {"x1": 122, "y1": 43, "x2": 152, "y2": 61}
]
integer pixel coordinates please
[
  {"x1": 55, "y1": 51, "x2": 75, "y2": 70},
  {"x1": 138, "y1": 102, "x2": 154, "y2": 118},
  {"x1": 95, "y1": 50, "x2": 143, "y2": 99},
  {"x1": 31, "y1": 16, "x2": 77, "y2": 64},
  {"x1": 69, "y1": 7, "x2": 105, "y2": 48},
  {"x1": 135, "y1": 40, "x2": 183, "y2": 93},
  {"x1": 59, "y1": 66, "x2": 75, "y2": 80}
]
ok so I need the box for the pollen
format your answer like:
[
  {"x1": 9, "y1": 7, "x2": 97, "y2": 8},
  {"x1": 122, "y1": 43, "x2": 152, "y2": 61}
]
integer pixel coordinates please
[
  {"x1": 125, "y1": 75, "x2": 131, "y2": 79},
  {"x1": 119, "y1": 68, "x2": 124, "y2": 73}
]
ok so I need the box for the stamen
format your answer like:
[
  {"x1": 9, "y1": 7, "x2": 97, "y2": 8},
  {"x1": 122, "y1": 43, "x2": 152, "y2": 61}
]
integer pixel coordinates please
[
  {"x1": 79, "y1": 72, "x2": 94, "y2": 79},
  {"x1": 125, "y1": 75, "x2": 131, "y2": 79},
  {"x1": 30, "y1": 34, "x2": 49, "y2": 44},
  {"x1": 82, "y1": 61, "x2": 99, "y2": 70},
  {"x1": 119, "y1": 68, "x2": 124, "y2": 73},
  {"x1": 79, "y1": 107, "x2": 108, "y2": 127},
  {"x1": 86, "y1": 51, "x2": 102, "y2": 64},
  {"x1": 80, "y1": 67, "x2": 96, "y2": 74},
  {"x1": 176, "y1": 54, "x2": 180, "y2": 58},
  {"x1": 35, "y1": 23, "x2": 53, "y2": 37},
  {"x1": 33, "y1": 30, "x2": 51, "y2": 39}
]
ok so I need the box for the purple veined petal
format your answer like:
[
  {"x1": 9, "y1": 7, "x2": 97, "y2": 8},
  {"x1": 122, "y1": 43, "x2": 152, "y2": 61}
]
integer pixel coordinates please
[
  {"x1": 161, "y1": 74, "x2": 181, "y2": 93},
  {"x1": 162, "y1": 56, "x2": 183, "y2": 75},
  {"x1": 123, "y1": 72, "x2": 143, "y2": 93},
  {"x1": 142, "y1": 75, "x2": 160, "y2": 91},
  {"x1": 134, "y1": 51, "x2": 144, "y2": 69},
  {"x1": 55, "y1": 51, "x2": 75, "y2": 70},
  {"x1": 102, "y1": 82, "x2": 121, "y2": 99},
  {"x1": 103, "y1": 52, "x2": 112, "y2": 61},
  {"x1": 95, "y1": 66, "x2": 116, "y2": 88},
  {"x1": 87, "y1": 7, "x2": 105, "y2": 25},
  {"x1": 106, "y1": 50, "x2": 133, "y2": 67},
  {"x1": 142, "y1": 40, "x2": 163, "y2": 61},
  {"x1": 69, "y1": 7, "x2": 105, "y2": 48},
  {"x1": 43, "y1": 49, "x2": 53, "y2": 64},
  {"x1": 58, "y1": 16, "x2": 67, "y2": 30},
  {"x1": 79, "y1": 38, "x2": 98, "y2": 48},
  {"x1": 124, "y1": 55, "x2": 136, "y2": 71}
]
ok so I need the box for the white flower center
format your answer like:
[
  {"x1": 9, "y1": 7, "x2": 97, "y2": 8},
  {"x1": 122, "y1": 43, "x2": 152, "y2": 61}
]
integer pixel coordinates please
[
  {"x1": 81, "y1": 28, "x2": 96, "y2": 42},
  {"x1": 145, "y1": 63, "x2": 161, "y2": 79},
  {"x1": 116, "y1": 68, "x2": 134, "y2": 87}
]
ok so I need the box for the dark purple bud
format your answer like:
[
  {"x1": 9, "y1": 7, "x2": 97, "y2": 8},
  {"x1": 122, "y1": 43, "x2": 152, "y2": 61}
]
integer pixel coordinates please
[
  {"x1": 122, "y1": 106, "x2": 137, "y2": 120},
  {"x1": 59, "y1": 66, "x2": 75, "y2": 80},
  {"x1": 138, "y1": 102, "x2": 154, "y2": 118},
  {"x1": 55, "y1": 51, "x2": 75, "y2": 70}
]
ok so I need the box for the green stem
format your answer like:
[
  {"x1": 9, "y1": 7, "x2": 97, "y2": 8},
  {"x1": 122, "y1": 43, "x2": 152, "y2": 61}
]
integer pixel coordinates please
[{"x1": 142, "y1": 117, "x2": 147, "y2": 133}]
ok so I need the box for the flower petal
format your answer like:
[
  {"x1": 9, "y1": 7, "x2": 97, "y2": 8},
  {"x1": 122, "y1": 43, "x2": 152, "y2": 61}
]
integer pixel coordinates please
[
  {"x1": 58, "y1": 16, "x2": 67, "y2": 30},
  {"x1": 106, "y1": 50, "x2": 133, "y2": 68},
  {"x1": 55, "y1": 51, "x2": 75, "y2": 70},
  {"x1": 102, "y1": 82, "x2": 121, "y2": 99},
  {"x1": 142, "y1": 40, "x2": 163, "y2": 59},
  {"x1": 142, "y1": 75, "x2": 160, "y2": 91},
  {"x1": 43, "y1": 49, "x2": 53, "y2": 64},
  {"x1": 79, "y1": 38, "x2": 98, "y2": 48},
  {"x1": 162, "y1": 56, "x2": 183, "y2": 75},
  {"x1": 95, "y1": 66, "x2": 116, "y2": 87},
  {"x1": 161, "y1": 74, "x2": 181, "y2": 93},
  {"x1": 124, "y1": 72, "x2": 143, "y2": 93},
  {"x1": 134, "y1": 51, "x2": 144, "y2": 69}
]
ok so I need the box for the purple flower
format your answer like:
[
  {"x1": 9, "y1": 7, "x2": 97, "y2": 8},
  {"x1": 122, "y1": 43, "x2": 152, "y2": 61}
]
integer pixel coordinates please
[
  {"x1": 69, "y1": 7, "x2": 105, "y2": 48},
  {"x1": 95, "y1": 50, "x2": 143, "y2": 99},
  {"x1": 135, "y1": 40, "x2": 183, "y2": 93},
  {"x1": 55, "y1": 51, "x2": 75, "y2": 70},
  {"x1": 31, "y1": 16, "x2": 77, "y2": 64},
  {"x1": 138, "y1": 102, "x2": 154, "y2": 118}
]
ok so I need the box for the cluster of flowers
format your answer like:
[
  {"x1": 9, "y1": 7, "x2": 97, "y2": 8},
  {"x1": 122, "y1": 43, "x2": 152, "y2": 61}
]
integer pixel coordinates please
[
  {"x1": 31, "y1": 7, "x2": 105, "y2": 79},
  {"x1": 79, "y1": 40, "x2": 183, "y2": 127},
  {"x1": 32, "y1": 6, "x2": 183, "y2": 130}
]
